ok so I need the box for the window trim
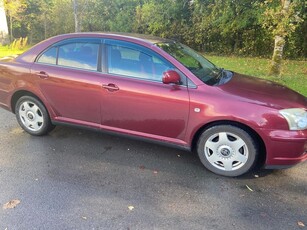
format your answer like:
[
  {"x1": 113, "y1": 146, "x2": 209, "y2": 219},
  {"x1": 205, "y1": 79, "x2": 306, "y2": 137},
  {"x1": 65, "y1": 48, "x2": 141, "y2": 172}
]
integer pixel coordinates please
[
  {"x1": 103, "y1": 71, "x2": 189, "y2": 89},
  {"x1": 34, "y1": 37, "x2": 193, "y2": 87}
]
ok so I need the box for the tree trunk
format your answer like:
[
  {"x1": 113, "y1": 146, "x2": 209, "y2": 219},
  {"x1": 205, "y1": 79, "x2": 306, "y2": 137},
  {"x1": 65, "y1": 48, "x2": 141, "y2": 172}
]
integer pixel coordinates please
[
  {"x1": 233, "y1": 31, "x2": 242, "y2": 54},
  {"x1": 44, "y1": 13, "x2": 47, "y2": 39},
  {"x1": 269, "y1": 35, "x2": 285, "y2": 76},
  {"x1": 72, "y1": 0, "x2": 80, "y2": 32},
  {"x1": 0, "y1": 0, "x2": 9, "y2": 45},
  {"x1": 302, "y1": 20, "x2": 307, "y2": 57},
  {"x1": 9, "y1": 13, "x2": 13, "y2": 43},
  {"x1": 269, "y1": 0, "x2": 291, "y2": 76},
  {"x1": 29, "y1": 27, "x2": 33, "y2": 45}
]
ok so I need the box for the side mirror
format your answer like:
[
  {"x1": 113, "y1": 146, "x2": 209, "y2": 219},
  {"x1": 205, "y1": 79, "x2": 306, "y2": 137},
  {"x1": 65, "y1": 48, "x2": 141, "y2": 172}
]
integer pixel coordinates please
[{"x1": 162, "y1": 70, "x2": 181, "y2": 85}]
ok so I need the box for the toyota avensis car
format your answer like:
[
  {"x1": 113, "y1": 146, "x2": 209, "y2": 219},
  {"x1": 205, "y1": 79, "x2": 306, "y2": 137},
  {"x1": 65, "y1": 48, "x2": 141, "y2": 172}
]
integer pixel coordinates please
[{"x1": 0, "y1": 33, "x2": 306, "y2": 177}]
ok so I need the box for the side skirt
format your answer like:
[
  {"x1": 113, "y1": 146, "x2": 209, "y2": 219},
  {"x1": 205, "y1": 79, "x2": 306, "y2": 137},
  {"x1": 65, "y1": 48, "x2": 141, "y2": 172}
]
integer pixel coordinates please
[{"x1": 52, "y1": 120, "x2": 191, "y2": 152}]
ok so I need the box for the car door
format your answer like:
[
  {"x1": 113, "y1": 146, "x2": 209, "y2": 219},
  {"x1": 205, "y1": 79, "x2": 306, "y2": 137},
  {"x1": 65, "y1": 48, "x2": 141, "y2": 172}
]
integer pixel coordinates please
[
  {"x1": 31, "y1": 38, "x2": 103, "y2": 126},
  {"x1": 100, "y1": 39, "x2": 190, "y2": 143}
]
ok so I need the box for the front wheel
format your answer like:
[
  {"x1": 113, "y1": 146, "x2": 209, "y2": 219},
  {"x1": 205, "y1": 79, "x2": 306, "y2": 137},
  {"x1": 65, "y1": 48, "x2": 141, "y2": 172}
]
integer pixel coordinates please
[
  {"x1": 197, "y1": 125, "x2": 258, "y2": 177},
  {"x1": 15, "y1": 96, "x2": 54, "y2": 136}
]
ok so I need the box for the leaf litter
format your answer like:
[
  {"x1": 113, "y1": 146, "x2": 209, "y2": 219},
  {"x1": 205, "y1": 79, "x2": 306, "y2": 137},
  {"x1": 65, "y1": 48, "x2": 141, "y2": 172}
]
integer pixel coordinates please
[
  {"x1": 298, "y1": 221, "x2": 305, "y2": 227},
  {"x1": 3, "y1": 199, "x2": 21, "y2": 209}
]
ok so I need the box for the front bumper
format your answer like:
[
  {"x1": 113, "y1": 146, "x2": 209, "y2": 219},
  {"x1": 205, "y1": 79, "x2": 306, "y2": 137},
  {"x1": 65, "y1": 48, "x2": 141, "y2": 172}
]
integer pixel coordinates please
[{"x1": 261, "y1": 129, "x2": 307, "y2": 167}]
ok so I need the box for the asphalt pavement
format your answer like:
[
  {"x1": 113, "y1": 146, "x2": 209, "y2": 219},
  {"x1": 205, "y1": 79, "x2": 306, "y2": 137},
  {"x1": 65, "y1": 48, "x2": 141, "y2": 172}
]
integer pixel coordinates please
[{"x1": 0, "y1": 108, "x2": 306, "y2": 230}]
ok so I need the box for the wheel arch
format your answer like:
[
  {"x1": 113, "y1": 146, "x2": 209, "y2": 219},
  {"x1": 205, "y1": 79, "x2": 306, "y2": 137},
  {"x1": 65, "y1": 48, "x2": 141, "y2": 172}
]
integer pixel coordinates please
[
  {"x1": 191, "y1": 120, "x2": 267, "y2": 167},
  {"x1": 11, "y1": 90, "x2": 46, "y2": 114}
]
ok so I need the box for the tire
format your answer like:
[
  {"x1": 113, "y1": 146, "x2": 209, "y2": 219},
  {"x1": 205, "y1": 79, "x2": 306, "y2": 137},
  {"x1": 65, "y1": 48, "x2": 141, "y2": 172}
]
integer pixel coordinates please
[
  {"x1": 15, "y1": 96, "x2": 55, "y2": 136},
  {"x1": 197, "y1": 125, "x2": 258, "y2": 177}
]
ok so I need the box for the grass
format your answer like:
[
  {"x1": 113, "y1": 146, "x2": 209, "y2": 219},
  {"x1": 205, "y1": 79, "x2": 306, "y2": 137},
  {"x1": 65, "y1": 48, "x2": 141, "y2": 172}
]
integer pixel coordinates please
[
  {"x1": 0, "y1": 46, "x2": 306, "y2": 96},
  {"x1": 206, "y1": 55, "x2": 307, "y2": 96},
  {"x1": 0, "y1": 46, "x2": 29, "y2": 58}
]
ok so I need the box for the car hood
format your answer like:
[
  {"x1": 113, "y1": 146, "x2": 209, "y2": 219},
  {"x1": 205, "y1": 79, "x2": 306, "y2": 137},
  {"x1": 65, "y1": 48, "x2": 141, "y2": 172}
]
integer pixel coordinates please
[{"x1": 217, "y1": 72, "x2": 306, "y2": 110}]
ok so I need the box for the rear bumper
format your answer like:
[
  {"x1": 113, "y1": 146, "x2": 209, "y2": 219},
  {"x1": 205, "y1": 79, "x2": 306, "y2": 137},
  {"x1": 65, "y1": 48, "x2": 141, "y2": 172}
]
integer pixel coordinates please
[
  {"x1": 0, "y1": 103, "x2": 11, "y2": 112},
  {"x1": 261, "y1": 129, "x2": 307, "y2": 167}
]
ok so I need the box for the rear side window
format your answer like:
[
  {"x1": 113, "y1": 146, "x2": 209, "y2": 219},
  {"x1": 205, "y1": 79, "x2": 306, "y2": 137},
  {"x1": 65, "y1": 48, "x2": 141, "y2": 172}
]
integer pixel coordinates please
[
  {"x1": 37, "y1": 47, "x2": 57, "y2": 65},
  {"x1": 36, "y1": 40, "x2": 100, "y2": 71},
  {"x1": 58, "y1": 43, "x2": 99, "y2": 71}
]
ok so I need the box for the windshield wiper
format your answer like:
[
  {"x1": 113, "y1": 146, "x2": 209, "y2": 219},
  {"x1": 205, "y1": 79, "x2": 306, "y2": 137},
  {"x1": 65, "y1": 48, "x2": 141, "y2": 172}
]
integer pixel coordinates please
[
  {"x1": 217, "y1": 68, "x2": 224, "y2": 79},
  {"x1": 211, "y1": 68, "x2": 225, "y2": 85}
]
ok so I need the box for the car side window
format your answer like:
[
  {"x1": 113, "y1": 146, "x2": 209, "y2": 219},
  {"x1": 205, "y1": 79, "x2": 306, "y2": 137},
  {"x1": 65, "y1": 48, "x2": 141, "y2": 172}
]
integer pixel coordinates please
[
  {"x1": 57, "y1": 42, "x2": 99, "y2": 71},
  {"x1": 37, "y1": 47, "x2": 57, "y2": 65},
  {"x1": 107, "y1": 44, "x2": 174, "y2": 82}
]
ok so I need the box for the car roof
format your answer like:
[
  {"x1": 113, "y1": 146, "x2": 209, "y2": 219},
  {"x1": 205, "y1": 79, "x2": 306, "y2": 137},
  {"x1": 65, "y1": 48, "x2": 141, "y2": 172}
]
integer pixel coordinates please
[
  {"x1": 55, "y1": 32, "x2": 173, "y2": 45},
  {"x1": 101, "y1": 32, "x2": 172, "y2": 44},
  {"x1": 16, "y1": 32, "x2": 174, "y2": 63}
]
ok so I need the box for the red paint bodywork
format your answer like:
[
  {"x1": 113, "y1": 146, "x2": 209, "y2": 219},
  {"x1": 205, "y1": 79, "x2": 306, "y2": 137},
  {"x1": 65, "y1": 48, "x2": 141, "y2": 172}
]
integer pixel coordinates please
[{"x1": 0, "y1": 33, "x2": 306, "y2": 168}]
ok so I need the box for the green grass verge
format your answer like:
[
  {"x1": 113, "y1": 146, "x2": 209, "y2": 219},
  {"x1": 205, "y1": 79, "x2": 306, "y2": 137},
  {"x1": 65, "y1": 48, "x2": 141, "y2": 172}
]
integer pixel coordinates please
[
  {"x1": 0, "y1": 46, "x2": 28, "y2": 58},
  {"x1": 206, "y1": 55, "x2": 307, "y2": 96},
  {"x1": 0, "y1": 46, "x2": 306, "y2": 96}
]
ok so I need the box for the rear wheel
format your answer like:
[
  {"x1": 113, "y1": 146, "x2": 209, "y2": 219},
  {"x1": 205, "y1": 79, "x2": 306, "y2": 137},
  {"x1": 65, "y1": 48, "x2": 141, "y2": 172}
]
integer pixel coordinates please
[
  {"x1": 197, "y1": 125, "x2": 258, "y2": 177},
  {"x1": 15, "y1": 96, "x2": 54, "y2": 136}
]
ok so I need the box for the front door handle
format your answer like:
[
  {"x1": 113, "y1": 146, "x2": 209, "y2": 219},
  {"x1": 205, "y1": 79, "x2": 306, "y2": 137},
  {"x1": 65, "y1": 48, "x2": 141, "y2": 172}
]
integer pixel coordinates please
[
  {"x1": 36, "y1": 71, "x2": 49, "y2": 79},
  {"x1": 102, "y1": 83, "x2": 119, "y2": 92}
]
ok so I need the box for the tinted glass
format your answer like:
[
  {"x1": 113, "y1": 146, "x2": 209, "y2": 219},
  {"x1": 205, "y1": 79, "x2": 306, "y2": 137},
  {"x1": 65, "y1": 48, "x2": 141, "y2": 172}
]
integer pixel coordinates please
[
  {"x1": 107, "y1": 45, "x2": 173, "y2": 82},
  {"x1": 37, "y1": 47, "x2": 57, "y2": 65},
  {"x1": 157, "y1": 42, "x2": 222, "y2": 85},
  {"x1": 58, "y1": 43, "x2": 99, "y2": 71}
]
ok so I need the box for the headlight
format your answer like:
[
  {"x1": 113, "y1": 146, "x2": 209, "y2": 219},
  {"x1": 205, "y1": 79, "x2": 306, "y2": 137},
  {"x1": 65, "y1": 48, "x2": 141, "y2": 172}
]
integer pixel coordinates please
[{"x1": 279, "y1": 108, "x2": 307, "y2": 130}]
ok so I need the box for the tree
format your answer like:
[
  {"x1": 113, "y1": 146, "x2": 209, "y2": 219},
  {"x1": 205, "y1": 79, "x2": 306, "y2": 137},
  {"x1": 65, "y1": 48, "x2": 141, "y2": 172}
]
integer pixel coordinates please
[
  {"x1": 261, "y1": 0, "x2": 304, "y2": 76},
  {"x1": 1, "y1": 0, "x2": 306, "y2": 60},
  {"x1": 3, "y1": 0, "x2": 26, "y2": 42},
  {"x1": 72, "y1": 0, "x2": 80, "y2": 32},
  {"x1": 134, "y1": 0, "x2": 193, "y2": 42},
  {"x1": 71, "y1": 0, "x2": 91, "y2": 32},
  {"x1": 0, "y1": 0, "x2": 9, "y2": 44},
  {"x1": 40, "y1": 0, "x2": 53, "y2": 39}
]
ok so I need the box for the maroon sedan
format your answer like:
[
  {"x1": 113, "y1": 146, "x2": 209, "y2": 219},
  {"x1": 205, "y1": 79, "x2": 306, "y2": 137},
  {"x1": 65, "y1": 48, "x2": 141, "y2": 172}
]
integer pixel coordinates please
[{"x1": 0, "y1": 33, "x2": 306, "y2": 176}]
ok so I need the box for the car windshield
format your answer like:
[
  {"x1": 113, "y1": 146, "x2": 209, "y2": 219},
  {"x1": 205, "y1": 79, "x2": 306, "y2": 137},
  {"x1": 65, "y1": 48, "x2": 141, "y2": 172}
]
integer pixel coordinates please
[{"x1": 156, "y1": 42, "x2": 222, "y2": 85}]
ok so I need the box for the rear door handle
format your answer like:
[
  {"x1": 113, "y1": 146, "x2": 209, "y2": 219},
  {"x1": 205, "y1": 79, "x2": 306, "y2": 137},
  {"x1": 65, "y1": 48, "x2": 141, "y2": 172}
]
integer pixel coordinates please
[
  {"x1": 36, "y1": 71, "x2": 49, "y2": 79},
  {"x1": 102, "y1": 83, "x2": 119, "y2": 92}
]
